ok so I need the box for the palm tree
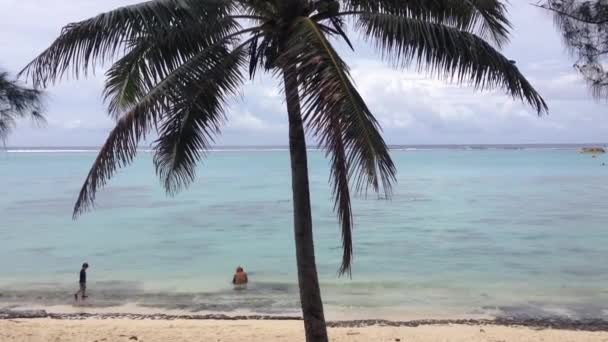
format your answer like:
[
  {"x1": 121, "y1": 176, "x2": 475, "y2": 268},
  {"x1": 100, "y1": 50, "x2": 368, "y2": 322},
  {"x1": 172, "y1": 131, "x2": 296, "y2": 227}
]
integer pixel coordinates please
[
  {"x1": 21, "y1": 1, "x2": 547, "y2": 340},
  {"x1": 0, "y1": 68, "x2": 44, "y2": 141}
]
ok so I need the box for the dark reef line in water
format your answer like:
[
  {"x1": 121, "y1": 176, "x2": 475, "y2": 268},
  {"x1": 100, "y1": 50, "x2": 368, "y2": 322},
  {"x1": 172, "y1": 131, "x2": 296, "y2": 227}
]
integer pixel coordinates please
[{"x1": 1, "y1": 309, "x2": 608, "y2": 331}]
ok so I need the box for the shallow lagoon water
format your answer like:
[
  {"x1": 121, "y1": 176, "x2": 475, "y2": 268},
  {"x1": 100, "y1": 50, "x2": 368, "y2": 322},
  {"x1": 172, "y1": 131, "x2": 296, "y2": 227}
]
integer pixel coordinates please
[{"x1": 1, "y1": 147, "x2": 607, "y2": 319}]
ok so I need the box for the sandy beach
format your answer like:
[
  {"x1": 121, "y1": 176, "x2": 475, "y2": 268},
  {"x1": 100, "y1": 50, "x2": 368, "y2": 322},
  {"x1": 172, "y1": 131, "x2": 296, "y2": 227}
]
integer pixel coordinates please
[{"x1": 1, "y1": 318, "x2": 607, "y2": 342}]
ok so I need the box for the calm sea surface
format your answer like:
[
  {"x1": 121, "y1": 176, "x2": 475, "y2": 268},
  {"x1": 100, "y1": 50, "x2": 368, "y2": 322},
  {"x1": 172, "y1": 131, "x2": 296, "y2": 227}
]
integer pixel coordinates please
[{"x1": 1, "y1": 146, "x2": 607, "y2": 319}]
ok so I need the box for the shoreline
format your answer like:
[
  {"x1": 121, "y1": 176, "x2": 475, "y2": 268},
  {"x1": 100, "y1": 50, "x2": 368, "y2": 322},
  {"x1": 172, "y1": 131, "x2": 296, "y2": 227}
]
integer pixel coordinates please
[
  {"x1": 2, "y1": 310, "x2": 608, "y2": 332},
  {"x1": 2, "y1": 318, "x2": 608, "y2": 342}
]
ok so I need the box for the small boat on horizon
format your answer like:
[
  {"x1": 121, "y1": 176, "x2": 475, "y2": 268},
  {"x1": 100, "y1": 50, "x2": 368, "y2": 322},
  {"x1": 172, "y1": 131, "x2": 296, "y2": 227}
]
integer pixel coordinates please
[{"x1": 579, "y1": 147, "x2": 606, "y2": 154}]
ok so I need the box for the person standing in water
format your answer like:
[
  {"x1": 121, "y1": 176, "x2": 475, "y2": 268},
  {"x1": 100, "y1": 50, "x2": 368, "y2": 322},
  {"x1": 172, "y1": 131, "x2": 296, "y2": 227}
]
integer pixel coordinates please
[
  {"x1": 74, "y1": 262, "x2": 89, "y2": 300},
  {"x1": 232, "y1": 266, "x2": 248, "y2": 286}
]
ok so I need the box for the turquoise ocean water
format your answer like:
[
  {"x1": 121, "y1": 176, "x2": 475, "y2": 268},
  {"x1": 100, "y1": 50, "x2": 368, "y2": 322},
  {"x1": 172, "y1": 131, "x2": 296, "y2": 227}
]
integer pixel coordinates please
[{"x1": 1, "y1": 146, "x2": 607, "y2": 319}]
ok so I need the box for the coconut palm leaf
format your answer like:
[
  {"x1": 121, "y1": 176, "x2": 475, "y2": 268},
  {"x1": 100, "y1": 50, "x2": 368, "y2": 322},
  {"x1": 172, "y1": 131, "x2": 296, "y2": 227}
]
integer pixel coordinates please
[
  {"x1": 282, "y1": 17, "x2": 396, "y2": 274},
  {"x1": 236, "y1": 0, "x2": 277, "y2": 18},
  {"x1": 356, "y1": 12, "x2": 548, "y2": 113},
  {"x1": 341, "y1": 0, "x2": 511, "y2": 47},
  {"x1": 323, "y1": 116, "x2": 354, "y2": 276},
  {"x1": 103, "y1": 16, "x2": 240, "y2": 116},
  {"x1": 72, "y1": 104, "x2": 152, "y2": 217},
  {"x1": 73, "y1": 42, "x2": 243, "y2": 217},
  {"x1": 153, "y1": 45, "x2": 248, "y2": 194},
  {"x1": 20, "y1": 0, "x2": 235, "y2": 86}
]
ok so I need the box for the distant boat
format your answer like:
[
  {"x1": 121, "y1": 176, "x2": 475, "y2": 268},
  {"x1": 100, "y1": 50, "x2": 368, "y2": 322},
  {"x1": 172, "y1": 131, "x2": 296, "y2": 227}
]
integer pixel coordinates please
[{"x1": 579, "y1": 147, "x2": 606, "y2": 154}]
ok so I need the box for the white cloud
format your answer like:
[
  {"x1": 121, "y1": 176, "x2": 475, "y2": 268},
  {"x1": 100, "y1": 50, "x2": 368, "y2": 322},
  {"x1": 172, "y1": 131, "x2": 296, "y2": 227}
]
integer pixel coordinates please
[
  {"x1": 1, "y1": 0, "x2": 606, "y2": 146},
  {"x1": 227, "y1": 110, "x2": 284, "y2": 133},
  {"x1": 347, "y1": 55, "x2": 607, "y2": 144}
]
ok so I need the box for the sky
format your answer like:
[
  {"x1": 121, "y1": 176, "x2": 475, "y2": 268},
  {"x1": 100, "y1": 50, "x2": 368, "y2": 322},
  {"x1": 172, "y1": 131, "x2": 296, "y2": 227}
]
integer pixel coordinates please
[{"x1": 0, "y1": 0, "x2": 606, "y2": 147}]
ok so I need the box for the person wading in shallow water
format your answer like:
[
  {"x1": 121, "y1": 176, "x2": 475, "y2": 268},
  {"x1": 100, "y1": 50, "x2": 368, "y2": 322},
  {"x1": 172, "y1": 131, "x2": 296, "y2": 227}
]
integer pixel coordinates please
[
  {"x1": 74, "y1": 262, "x2": 89, "y2": 300},
  {"x1": 232, "y1": 266, "x2": 248, "y2": 289}
]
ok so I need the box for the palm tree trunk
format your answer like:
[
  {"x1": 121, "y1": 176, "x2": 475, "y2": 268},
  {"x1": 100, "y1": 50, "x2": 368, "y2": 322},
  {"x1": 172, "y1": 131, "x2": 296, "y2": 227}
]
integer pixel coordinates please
[{"x1": 282, "y1": 65, "x2": 329, "y2": 342}]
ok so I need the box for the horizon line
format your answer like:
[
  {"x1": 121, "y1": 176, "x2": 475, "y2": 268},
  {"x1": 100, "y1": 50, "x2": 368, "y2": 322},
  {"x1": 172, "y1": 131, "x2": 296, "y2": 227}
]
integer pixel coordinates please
[{"x1": 3, "y1": 142, "x2": 608, "y2": 149}]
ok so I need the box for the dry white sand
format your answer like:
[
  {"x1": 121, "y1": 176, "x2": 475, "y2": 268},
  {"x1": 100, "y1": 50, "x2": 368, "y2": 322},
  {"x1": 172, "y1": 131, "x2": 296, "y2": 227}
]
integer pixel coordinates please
[{"x1": 1, "y1": 319, "x2": 607, "y2": 342}]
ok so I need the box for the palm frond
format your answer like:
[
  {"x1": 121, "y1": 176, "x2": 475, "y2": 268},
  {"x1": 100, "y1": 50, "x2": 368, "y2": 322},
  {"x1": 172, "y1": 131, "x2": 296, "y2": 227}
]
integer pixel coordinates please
[
  {"x1": 342, "y1": 0, "x2": 511, "y2": 47},
  {"x1": 72, "y1": 105, "x2": 153, "y2": 218},
  {"x1": 73, "y1": 40, "x2": 240, "y2": 218},
  {"x1": 282, "y1": 17, "x2": 397, "y2": 274},
  {"x1": 103, "y1": 43, "x2": 149, "y2": 118},
  {"x1": 330, "y1": 16, "x2": 355, "y2": 50},
  {"x1": 236, "y1": 0, "x2": 278, "y2": 18},
  {"x1": 0, "y1": 71, "x2": 45, "y2": 139},
  {"x1": 153, "y1": 44, "x2": 248, "y2": 194},
  {"x1": 357, "y1": 12, "x2": 548, "y2": 113},
  {"x1": 103, "y1": 16, "x2": 241, "y2": 117},
  {"x1": 20, "y1": 0, "x2": 235, "y2": 87},
  {"x1": 325, "y1": 116, "x2": 354, "y2": 276}
]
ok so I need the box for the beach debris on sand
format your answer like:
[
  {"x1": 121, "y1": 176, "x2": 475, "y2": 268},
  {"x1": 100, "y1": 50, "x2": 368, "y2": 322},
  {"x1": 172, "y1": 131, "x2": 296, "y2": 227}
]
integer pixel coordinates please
[{"x1": 1, "y1": 309, "x2": 608, "y2": 331}]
